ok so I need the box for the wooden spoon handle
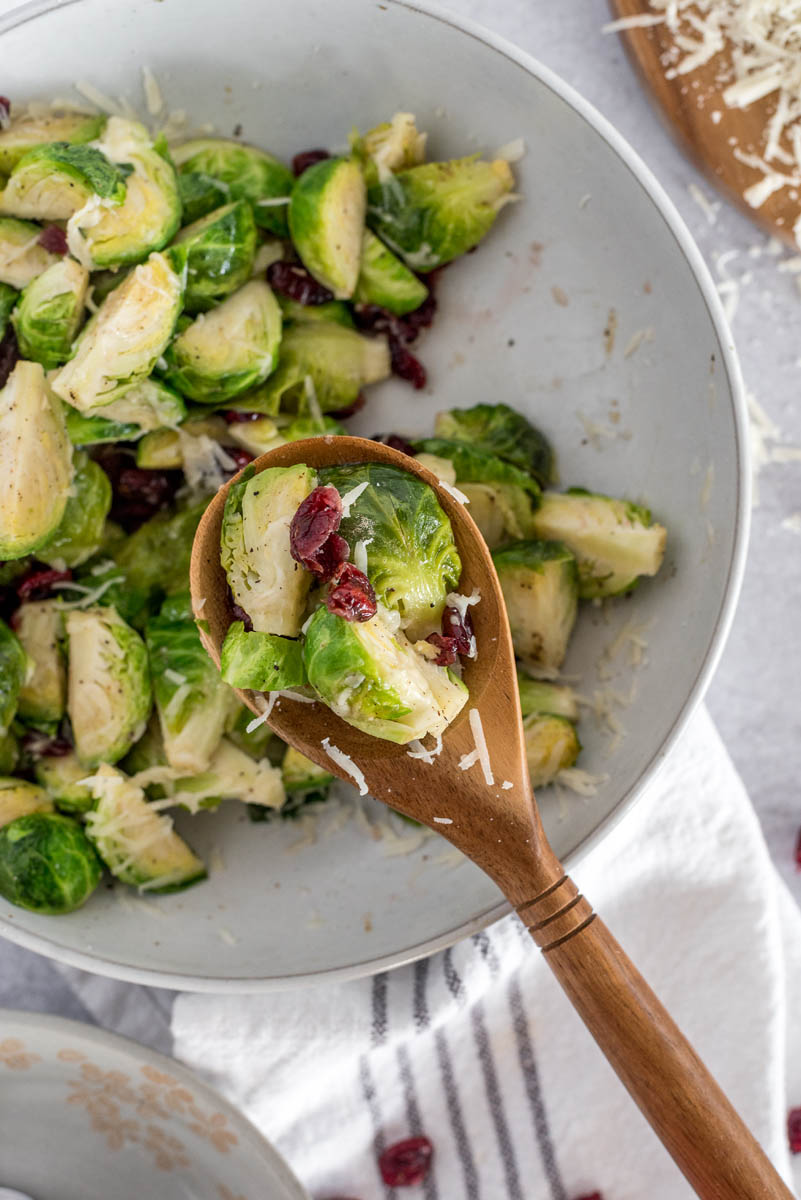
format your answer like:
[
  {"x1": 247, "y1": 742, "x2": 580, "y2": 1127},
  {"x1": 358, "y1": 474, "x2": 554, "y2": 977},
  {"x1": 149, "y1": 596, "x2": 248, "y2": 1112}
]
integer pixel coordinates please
[{"x1": 515, "y1": 880, "x2": 792, "y2": 1199}]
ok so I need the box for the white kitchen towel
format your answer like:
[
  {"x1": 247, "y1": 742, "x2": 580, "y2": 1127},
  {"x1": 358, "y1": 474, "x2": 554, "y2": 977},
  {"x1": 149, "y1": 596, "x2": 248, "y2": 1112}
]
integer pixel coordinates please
[{"x1": 171, "y1": 704, "x2": 801, "y2": 1200}]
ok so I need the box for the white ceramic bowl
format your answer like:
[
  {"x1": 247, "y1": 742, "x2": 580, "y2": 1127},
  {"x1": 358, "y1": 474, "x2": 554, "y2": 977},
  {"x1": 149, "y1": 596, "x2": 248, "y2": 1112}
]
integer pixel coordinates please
[
  {"x1": 0, "y1": 1009, "x2": 307, "y2": 1199},
  {"x1": 0, "y1": 0, "x2": 748, "y2": 990}
]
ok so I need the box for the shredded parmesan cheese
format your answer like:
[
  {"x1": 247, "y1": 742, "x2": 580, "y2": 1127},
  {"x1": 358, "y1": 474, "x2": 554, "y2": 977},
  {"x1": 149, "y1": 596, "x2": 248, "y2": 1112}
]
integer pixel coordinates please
[
  {"x1": 321, "y1": 738, "x2": 369, "y2": 795},
  {"x1": 141, "y1": 66, "x2": 163, "y2": 116},
  {"x1": 468, "y1": 709, "x2": 494, "y2": 785},
  {"x1": 438, "y1": 479, "x2": 470, "y2": 505},
  {"x1": 339, "y1": 480, "x2": 369, "y2": 515},
  {"x1": 433, "y1": 816, "x2": 453, "y2": 825}
]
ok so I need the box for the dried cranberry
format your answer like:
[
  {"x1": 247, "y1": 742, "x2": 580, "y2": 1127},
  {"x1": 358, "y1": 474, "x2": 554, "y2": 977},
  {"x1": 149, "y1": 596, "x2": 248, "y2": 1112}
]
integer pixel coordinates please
[
  {"x1": 425, "y1": 632, "x2": 458, "y2": 666},
  {"x1": 114, "y1": 466, "x2": 178, "y2": 523},
  {"x1": 290, "y1": 486, "x2": 343, "y2": 570},
  {"x1": 352, "y1": 303, "x2": 406, "y2": 341},
  {"x1": 226, "y1": 447, "x2": 254, "y2": 471},
  {"x1": 327, "y1": 392, "x2": 366, "y2": 420},
  {"x1": 442, "y1": 604, "x2": 475, "y2": 657},
  {"x1": 16, "y1": 568, "x2": 72, "y2": 603},
  {"x1": 0, "y1": 326, "x2": 19, "y2": 389},
  {"x1": 789, "y1": 1108, "x2": 801, "y2": 1153},
  {"x1": 308, "y1": 532, "x2": 349, "y2": 583},
  {"x1": 326, "y1": 563, "x2": 377, "y2": 622},
  {"x1": 231, "y1": 602, "x2": 254, "y2": 632},
  {"x1": 267, "y1": 261, "x2": 334, "y2": 306},
  {"x1": 402, "y1": 292, "x2": 438, "y2": 339},
  {"x1": 574, "y1": 1194, "x2": 603, "y2": 1200},
  {"x1": 389, "y1": 337, "x2": 426, "y2": 389},
  {"x1": 292, "y1": 148, "x2": 330, "y2": 176},
  {"x1": 378, "y1": 1136, "x2": 433, "y2": 1186},
  {"x1": 222, "y1": 409, "x2": 264, "y2": 425},
  {"x1": 37, "y1": 225, "x2": 68, "y2": 255},
  {"x1": 372, "y1": 433, "x2": 415, "y2": 456},
  {"x1": 795, "y1": 827, "x2": 801, "y2": 870},
  {"x1": 21, "y1": 730, "x2": 72, "y2": 759}
]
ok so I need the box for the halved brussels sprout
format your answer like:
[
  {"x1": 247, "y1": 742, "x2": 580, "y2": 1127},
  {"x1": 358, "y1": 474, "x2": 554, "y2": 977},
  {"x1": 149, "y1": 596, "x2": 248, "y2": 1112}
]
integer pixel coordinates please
[
  {"x1": 51, "y1": 251, "x2": 183, "y2": 411},
  {"x1": 223, "y1": 415, "x2": 283, "y2": 458},
  {"x1": 459, "y1": 482, "x2": 538, "y2": 550},
  {"x1": 14, "y1": 600, "x2": 66, "y2": 728},
  {"x1": 0, "y1": 730, "x2": 18, "y2": 775},
  {"x1": 225, "y1": 702, "x2": 273, "y2": 760},
  {"x1": 173, "y1": 200, "x2": 258, "y2": 312},
  {"x1": 517, "y1": 672, "x2": 579, "y2": 722},
  {"x1": 66, "y1": 118, "x2": 181, "y2": 268},
  {"x1": 260, "y1": 321, "x2": 389, "y2": 413},
  {"x1": 367, "y1": 155, "x2": 515, "y2": 271},
  {"x1": 0, "y1": 360, "x2": 74, "y2": 559},
  {"x1": 146, "y1": 595, "x2": 239, "y2": 774},
  {"x1": 66, "y1": 605, "x2": 152, "y2": 767},
  {"x1": 0, "y1": 282, "x2": 18, "y2": 336},
  {"x1": 173, "y1": 139, "x2": 294, "y2": 235},
  {"x1": 221, "y1": 464, "x2": 315, "y2": 636},
  {"x1": 319, "y1": 463, "x2": 461, "y2": 639},
  {"x1": 177, "y1": 170, "x2": 230, "y2": 225},
  {"x1": 289, "y1": 157, "x2": 366, "y2": 299},
  {"x1": 89, "y1": 266, "x2": 131, "y2": 305},
  {"x1": 161, "y1": 279, "x2": 282, "y2": 403},
  {"x1": 524, "y1": 714, "x2": 581, "y2": 789},
  {"x1": 37, "y1": 452, "x2": 112, "y2": 569},
  {"x1": 0, "y1": 617, "x2": 28, "y2": 737},
  {"x1": 282, "y1": 744, "x2": 334, "y2": 796},
  {"x1": 530, "y1": 489, "x2": 667, "y2": 599},
  {"x1": 64, "y1": 377, "x2": 186, "y2": 445},
  {"x1": 361, "y1": 112, "x2": 427, "y2": 176},
  {"x1": 0, "y1": 141, "x2": 129, "y2": 221},
  {"x1": 115, "y1": 502, "x2": 206, "y2": 610},
  {"x1": 11, "y1": 257, "x2": 89, "y2": 368},
  {"x1": 492, "y1": 540, "x2": 578, "y2": 675},
  {"x1": 353, "y1": 229, "x2": 428, "y2": 315},
  {"x1": 33, "y1": 751, "x2": 94, "y2": 813},
  {"x1": 83, "y1": 763, "x2": 206, "y2": 893},
  {"x1": 220, "y1": 621, "x2": 307, "y2": 691},
  {"x1": 304, "y1": 605, "x2": 468, "y2": 745},
  {"x1": 134, "y1": 412, "x2": 229, "y2": 469},
  {"x1": 413, "y1": 437, "x2": 541, "y2": 500},
  {"x1": 277, "y1": 296, "x2": 354, "y2": 328},
  {"x1": 0, "y1": 217, "x2": 64, "y2": 288},
  {"x1": 165, "y1": 738, "x2": 286, "y2": 813},
  {"x1": 0, "y1": 779, "x2": 53, "y2": 829},
  {"x1": 0, "y1": 811, "x2": 102, "y2": 913},
  {"x1": 434, "y1": 403, "x2": 554, "y2": 487},
  {"x1": 0, "y1": 111, "x2": 105, "y2": 174}
]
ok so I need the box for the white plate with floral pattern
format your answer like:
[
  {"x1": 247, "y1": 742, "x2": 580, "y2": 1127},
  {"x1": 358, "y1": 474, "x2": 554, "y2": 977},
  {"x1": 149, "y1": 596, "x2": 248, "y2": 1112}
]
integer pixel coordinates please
[{"x1": 0, "y1": 1010, "x2": 307, "y2": 1200}]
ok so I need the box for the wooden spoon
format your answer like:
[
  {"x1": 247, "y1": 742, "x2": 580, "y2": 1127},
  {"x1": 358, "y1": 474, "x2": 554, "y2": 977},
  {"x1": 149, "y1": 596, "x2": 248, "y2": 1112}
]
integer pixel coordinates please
[
  {"x1": 191, "y1": 435, "x2": 792, "y2": 1200},
  {"x1": 609, "y1": 0, "x2": 801, "y2": 244}
]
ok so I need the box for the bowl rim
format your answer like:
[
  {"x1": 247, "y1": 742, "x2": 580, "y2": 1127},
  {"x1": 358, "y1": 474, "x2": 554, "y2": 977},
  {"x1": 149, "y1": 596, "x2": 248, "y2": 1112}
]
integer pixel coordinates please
[
  {"x1": 0, "y1": 0, "x2": 750, "y2": 991},
  {"x1": 0, "y1": 1006, "x2": 310, "y2": 1198}
]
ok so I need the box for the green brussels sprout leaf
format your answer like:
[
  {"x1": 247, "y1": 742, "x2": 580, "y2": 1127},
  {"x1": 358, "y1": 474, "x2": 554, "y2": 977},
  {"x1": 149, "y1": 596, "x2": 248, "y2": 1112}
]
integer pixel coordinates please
[
  {"x1": 173, "y1": 200, "x2": 258, "y2": 312},
  {"x1": 434, "y1": 402, "x2": 554, "y2": 486},
  {"x1": 173, "y1": 138, "x2": 294, "y2": 235},
  {"x1": 0, "y1": 141, "x2": 129, "y2": 221},
  {"x1": 220, "y1": 621, "x2": 307, "y2": 691},
  {"x1": 0, "y1": 111, "x2": 106, "y2": 174},
  {"x1": 353, "y1": 229, "x2": 428, "y2": 314},
  {"x1": 0, "y1": 811, "x2": 102, "y2": 913}
]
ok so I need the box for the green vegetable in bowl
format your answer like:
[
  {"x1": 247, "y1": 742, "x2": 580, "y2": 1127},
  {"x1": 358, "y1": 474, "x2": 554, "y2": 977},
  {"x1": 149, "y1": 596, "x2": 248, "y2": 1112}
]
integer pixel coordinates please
[
  {"x1": 353, "y1": 229, "x2": 428, "y2": 314},
  {"x1": 0, "y1": 141, "x2": 129, "y2": 221},
  {"x1": 319, "y1": 462, "x2": 461, "y2": 639},
  {"x1": 0, "y1": 779, "x2": 53, "y2": 828},
  {"x1": 492, "y1": 540, "x2": 578, "y2": 675},
  {"x1": 434, "y1": 402, "x2": 554, "y2": 486},
  {"x1": 0, "y1": 812, "x2": 102, "y2": 913},
  {"x1": 517, "y1": 672, "x2": 579, "y2": 722},
  {"x1": 0, "y1": 217, "x2": 63, "y2": 288},
  {"x1": 221, "y1": 464, "x2": 315, "y2": 636},
  {"x1": 37, "y1": 452, "x2": 112, "y2": 569},
  {"x1": 14, "y1": 600, "x2": 66, "y2": 728},
  {"x1": 0, "y1": 281, "x2": 17, "y2": 335},
  {"x1": 0, "y1": 360, "x2": 74, "y2": 560},
  {"x1": 359, "y1": 112, "x2": 427, "y2": 177},
  {"x1": 281, "y1": 744, "x2": 334, "y2": 797},
  {"x1": 304, "y1": 605, "x2": 467, "y2": 745},
  {"x1": 0, "y1": 110, "x2": 105, "y2": 174},
  {"x1": 220, "y1": 621, "x2": 307, "y2": 692},
  {"x1": 172, "y1": 138, "x2": 294, "y2": 235},
  {"x1": 289, "y1": 157, "x2": 366, "y2": 298},
  {"x1": 0, "y1": 731, "x2": 19, "y2": 775},
  {"x1": 12, "y1": 257, "x2": 89, "y2": 368},
  {"x1": 160, "y1": 279, "x2": 282, "y2": 403},
  {"x1": 66, "y1": 605, "x2": 152, "y2": 767},
  {"x1": 0, "y1": 618, "x2": 29, "y2": 737},
  {"x1": 33, "y1": 752, "x2": 94, "y2": 813},
  {"x1": 114, "y1": 503, "x2": 206, "y2": 613},
  {"x1": 524, "y1": 714, "x2": 581, "y2": 789},
  {"x1": 367, "y1": 155, "x2": 515, "y2": 271},
  {"x1": 51, "y1": 250, "x2": 183, "y2": 411},
  {"x1": 64, "y1": 378, "x2": 186, "y2": 445},
  {"x1": 261, "y1": 321, "x2": 389, "y2": 413},
  {"x1": 173, "y1": 200, "x2": 258, "y2": 312},
  {"x1": 530, "y1": 489, "x2": 667, "y2": 599},
  {"x1": 164, "y1": 739, "x2": 285, "y2": 813},
  {"x1": 277, "y1": 296, "x2": 354, "y2": 328}
]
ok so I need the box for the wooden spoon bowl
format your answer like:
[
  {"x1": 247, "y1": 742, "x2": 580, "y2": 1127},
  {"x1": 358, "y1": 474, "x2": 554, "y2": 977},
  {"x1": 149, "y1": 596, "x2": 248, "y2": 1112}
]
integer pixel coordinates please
[{"x1": 191, "y1": 435, "x2": 791, "y2": 1200}]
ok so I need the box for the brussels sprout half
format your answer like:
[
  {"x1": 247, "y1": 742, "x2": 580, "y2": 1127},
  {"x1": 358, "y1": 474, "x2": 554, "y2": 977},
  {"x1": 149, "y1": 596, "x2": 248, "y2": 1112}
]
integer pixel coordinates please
[
  {"x1": 530, "y1": 489, "x2": 667, "y2": 599},
  {"x1": 359, "y1": 112, "x2": 427, "y2": 177},
  {"x1": 33, "y1": 751, "x2": 94, "y2": 813},
  {"x1": 304, "y1": 605, "x2": 468, "y2": 745},
  {"x1": 64, "y1": 377, "x2": 186, "y2": 445},
  {"x1": 517, "y1": 672, "x2": 579, "y2": 722},
  {"x1": 0, "y1": 361, "x2": 74, "y2": 560},
  {"x1": 0, "y1": 141, "x2": 129, "y2": 221},
  {"x1": 492, "y1": 540, "x2": 578, "y2": 675},
  {"x1": 172, "y1": 138, "x2": 294, "y2": 236},
  {"x1": 66, "y1": 118, "x2": 182, "y2": 268},
  {"x1": 281, "y1": 744, "x2": 334, "y2": 795},
  {"x1": 434, "y1": 403, "x2": 554, "y2": 487},
  {"x1": 259, "y1": 320, "x2": 389, "y2": 413},
  {"x1": 14, "y1": 600, "x2": 66, "y2": 728},
  {"x1": 114, "y1": 502, "x2": 206, "y2": 612},
  {"x1": 66, "y1": 605, "x2": 152, "y2": 768},
  {"x1": 221, "y1": 464, "x2": 315, "y2": 636},
  {"x1": 52, "y1": 250, "x2": 183, "y2": 411},
  {"x1": 0, "y1": 811, "x2": 102, "y2": 914},
  {"x1": 225, "y1": 702, "x2": 273, "y2": 760},
  {"x1": 0, "y1": 111, "x2": 105, "y2": 174},
  {"x1": 289, "y1": 157, "x2": 366, "y2": 299},
  {"x1": 164, "y1": 739, "x2": 286, "y2": 813},
  {"x1": 524, "y1": 714, "x2": 581, "y2": 789},
  {"x1": 459, "y1": 482, "x2": 538, "y2": 550},
  {"x1": 220, "y1": 621, "x2": 307, "y2": 692},
  {"x1": 0, "y1": 217, "x2": 64, "y2": 289},
  {"x1": 0, "y1": 617, "x2": 28, "y2": 737},
  {"x1": 173, "y1": 200, "x2": 258, "y2": 312},
  {"x1": 135, "y1": 412, "x2": 229, "y2": 469},
  {"x1": 161, "y1": 279, "x2": 282, "y2": 403},
  {"x1": 353, "y1": 229, "x2": 428, "y2": 315},
  {"x1": 37, "y1": 452, "x2": 112, "y2": 569},
  {"x1": 0, "y1": 779, "x2": 53, "y2": 828},
  {"x1": 0, "y1": 731, "x2": 19, "y2": 775},
  {"x1": 12, "y1": 257, "x2": 89, "y2": 368},
  {"x1": 83, "y1": 763, "x2": 206, "y2": 893},
  {"x1": 319, "y1": 462, "x2": 461, "y2": 639},
  {"x1": 177, "y1": 170, "x2": 230, "y2": 225},
  {"x1": 146, "y1": 596, "x2": 239, "y2": 774}
]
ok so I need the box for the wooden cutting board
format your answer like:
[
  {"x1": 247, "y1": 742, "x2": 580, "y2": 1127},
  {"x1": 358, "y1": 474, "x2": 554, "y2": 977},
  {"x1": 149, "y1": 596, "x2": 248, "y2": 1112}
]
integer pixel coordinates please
[{"x1": 609, "y1": 0, "x2": 801, "y2": 245}]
